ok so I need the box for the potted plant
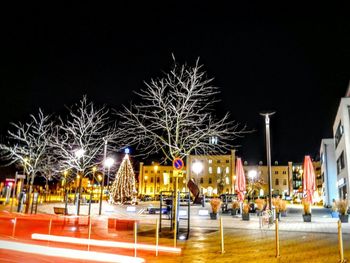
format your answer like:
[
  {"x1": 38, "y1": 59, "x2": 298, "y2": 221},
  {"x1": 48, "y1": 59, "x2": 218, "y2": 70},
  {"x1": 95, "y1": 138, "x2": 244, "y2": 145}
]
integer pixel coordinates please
[
  {"x1": 302, "y1": 199, "x2": 311, "y2": 222},
  {"x1": 242, "y1": 202, "x2": 250, "y2": 221},
  {"x1": 255, "y1": 198, "x2": 265, "y2": 216},
  {"x1": 280, "y1": 200, "x2": 287, "y2": 217},
  {"x1": 336, "y1": 199, "x2": 348, "y2": 223},
  {"x1": 272, "y1": 197, "x2": 282, "y2": 220},
  {"x1": 210, "y1": 198, "x2": 221, "y2": 220},
  {"x1": 231, "y1": 200, "x2": 240, "y2": 216},
  {"x1": 331, "y1": 201, "x2": 339, "y2": 218}
]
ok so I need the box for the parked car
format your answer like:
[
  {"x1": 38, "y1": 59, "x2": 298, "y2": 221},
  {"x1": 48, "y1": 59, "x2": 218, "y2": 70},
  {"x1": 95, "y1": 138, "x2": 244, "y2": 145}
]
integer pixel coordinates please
[{"x1": 141, "y1": 195, "x2": 153, "y2": 201}]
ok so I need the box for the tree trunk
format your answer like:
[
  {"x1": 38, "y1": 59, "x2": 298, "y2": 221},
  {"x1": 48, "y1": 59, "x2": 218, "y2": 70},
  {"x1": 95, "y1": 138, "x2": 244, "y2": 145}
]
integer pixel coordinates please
[
  {"x1": 77, "y1": 172, "x2": 83, "y2": 215},
  {"x1": 25, "y1": 173, "x2": 34, "y2": 213}
]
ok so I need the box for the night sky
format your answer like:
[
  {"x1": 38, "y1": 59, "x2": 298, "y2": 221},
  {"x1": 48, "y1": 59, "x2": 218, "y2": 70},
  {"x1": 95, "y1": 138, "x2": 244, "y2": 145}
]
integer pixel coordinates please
[{"x1": 1, "y1": 2, "x2": 349, "y2": 164}]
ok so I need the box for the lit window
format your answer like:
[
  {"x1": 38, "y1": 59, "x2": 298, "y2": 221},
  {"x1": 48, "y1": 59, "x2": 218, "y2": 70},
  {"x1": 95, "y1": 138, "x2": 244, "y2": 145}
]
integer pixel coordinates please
[
  {"x1": 209, "y1": 167, "x2": 212, "y2": 174},
  {"x1": 217, "y1": 167, "x2": 221, "y2": 174},
  {"x1": 225, "y1": 177, "x2": 229, "y2": 185},
  {"x1": 226, "y1": 167, "x2": 229, "y2": 174},
  {"x1": 208, "y1": 159, "x2": 212, "y2": 164}
]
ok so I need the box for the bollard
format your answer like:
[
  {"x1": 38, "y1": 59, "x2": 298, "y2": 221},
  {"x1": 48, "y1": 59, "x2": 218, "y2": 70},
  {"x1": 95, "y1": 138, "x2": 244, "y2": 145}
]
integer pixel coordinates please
[
  {"x1": 88, "y1": 216, "x2": 92, "y2": 251},
  {"x1": 220, "y1": 217, "x2": 225, "y2": 254},
  {"x1": 156, "y1": 218, "x2": 159, "y2": 256},
  {"x1": 338, "y1": 220, "x2": 344, "y2": 263},
  {"x1": 275, "y1": 218, "x2": 280, "y2": 258},
  {"x1": 48, "y1": 218, "x2": 52, "y2": 235},
  {"x1": 134, "y1": 221, "x2": 138, "y2": 257},
  {"x1": 12, "y1": 218, "x2": 17, "y2": 238}
]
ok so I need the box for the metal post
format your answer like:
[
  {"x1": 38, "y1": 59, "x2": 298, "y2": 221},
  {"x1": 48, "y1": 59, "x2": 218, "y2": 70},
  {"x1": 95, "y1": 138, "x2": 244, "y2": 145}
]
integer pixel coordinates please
[
  {"x1": 173, "y1": 176, "x2": 178, "y2": 248},
  {"x1": 10, "y1": 172, "x2": 17, "y2": 213},
  {"x1": 156, "y1": 218, "x2": 159, "y2": 256},
  {"x1": 275, "y1": 218, "x2": 280, "y2": 258},
  {"x1": 220, "y1": 216, "x2": 225, "y2": 254},
  {"x1": 338, "y1": 220, "x2": 344, "y2": 262},
  {"x1": 99, "y1": 139, "x2": 107, "y2": 215},
  {"x1": 12, "y1": 218, "x2": 17, "y2": 238},
  {"x1": 88, "y1": 215, "x2": 92, "y2": 251},
  {"x1": 134, "y1": 221, "x2": 137, "y2": 257},
  {"x1": 260, "y1": 112, "x2": 275, "y2": 210}
]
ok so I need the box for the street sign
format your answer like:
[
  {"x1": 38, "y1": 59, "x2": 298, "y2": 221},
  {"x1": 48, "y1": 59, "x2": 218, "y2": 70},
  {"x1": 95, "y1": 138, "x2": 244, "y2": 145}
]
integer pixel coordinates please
[{"x1": 173, "y1": 158, "x2": 184, "y2": 170}]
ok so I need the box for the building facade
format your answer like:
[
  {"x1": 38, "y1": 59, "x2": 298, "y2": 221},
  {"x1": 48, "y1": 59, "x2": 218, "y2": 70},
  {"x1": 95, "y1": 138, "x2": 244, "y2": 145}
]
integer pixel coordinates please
[
  {"x1": 333, "y1": 94, "x2": 350, "y2": 200},
  {"x1": 320, "y1": 138, "x2": 338, "y2": 207},
  {"x1": 138, "y1": 150, "x2": 236, "y2": 197}
]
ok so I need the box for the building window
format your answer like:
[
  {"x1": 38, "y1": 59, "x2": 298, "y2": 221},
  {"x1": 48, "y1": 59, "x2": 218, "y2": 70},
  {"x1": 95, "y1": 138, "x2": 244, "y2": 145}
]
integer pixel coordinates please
[
  {"x1": 157, "y1": 177, "x2": 160, "y2": 183},
  {"x1": 145, "y1": 170, "x2": 148, "y2": 173},
  {"x1": 150, "y1": 187, "x2": 153, "y2": 193},
  {"x1": 282, "y1": 171, "x2": 286, "y2": 174},
  {"x1": 217, "y1": 160, "x2": 221, "y2": 164},
  {"x1": 208, "y1": 159, "x2": 212, "y2": 164},
  {"x1": 274, "y1": 171, "x2": 278, "y2": 175},
  {"x1": 283, "y1": 179, "x2": 287, "y2": 185},
  {"x1": 209, "y1": 167, "x2": 212, "y2": 174},
  {"x1": 217, "y1": 167, "x2": 221, "y2": 174},
  {"x1": 151, "y1": 170, "x2": 154, "y2": 173},
  {"x1": 226, "y1": 160, "x2": 229, "y2": 163},
  {"x1": 209, "y1": 178, "x2": 212, "y2": 184},
  {"x1": 157, "y1": 170, "x2": 160, "y2": 173},
  {"x1": 335, "y1": 122, "x2": 343, "y2": 147},
  {"x1": 170, "y1": 178, "x2": 173, "y2": 183},
  {"x1": 226, "y1": 167, "x2": 229, "y2": 174},
  {"x1": 275, "y1": 179, "x2": 279, "y2": 185},
  {"x1": 337, "y1": 151, "x2": 345, "y2": 174},
  {"x1": 200, "y1": 177, "x2": 203, "y2": 184},
  {"x1": 150, "y1": 177, "x2": 154, "y2": 183}
]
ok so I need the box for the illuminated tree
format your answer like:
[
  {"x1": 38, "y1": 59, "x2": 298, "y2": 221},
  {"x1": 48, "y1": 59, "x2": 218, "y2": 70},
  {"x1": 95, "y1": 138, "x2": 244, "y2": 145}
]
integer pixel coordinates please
[
  {"x1": 118, "y1": 57, "x2": 247, "y2": 162},
  {"x1": 0, "y1": 109, "x2": 54, "y2": 212},
  {"x1": 109, "y1": 152, "x2": 136, "y2": 203}
]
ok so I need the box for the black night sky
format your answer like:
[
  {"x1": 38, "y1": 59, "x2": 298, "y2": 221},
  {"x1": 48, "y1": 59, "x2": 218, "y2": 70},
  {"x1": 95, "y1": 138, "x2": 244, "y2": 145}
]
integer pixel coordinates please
[{"x1": 1, "y1": 2, "x2": 349, "y2": 164}]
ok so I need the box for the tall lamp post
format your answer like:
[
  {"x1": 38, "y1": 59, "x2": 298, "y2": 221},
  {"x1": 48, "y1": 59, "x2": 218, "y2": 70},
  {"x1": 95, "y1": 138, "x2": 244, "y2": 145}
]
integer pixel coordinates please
[
  {"x1": 99, "y1": 139, "x2": 108, "y2": 215},
  {"x1": 260, "y1": 112, "x2": 275, "y2": 210},
  {"x1": 153, "y1": 164, "x2": 158, "y2": 199}
]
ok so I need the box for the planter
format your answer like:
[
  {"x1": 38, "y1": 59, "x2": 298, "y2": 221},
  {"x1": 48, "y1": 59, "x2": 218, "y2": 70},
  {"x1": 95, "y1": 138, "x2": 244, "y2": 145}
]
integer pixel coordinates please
[
  {"x1": 231, "y1": 209, "x2": 237, "y2": 216},
  {"x1": 331, "y1": 211, "x2": 339, "y2": 218},
  {"x1": 242, "y1": 213, "x2": 250, "y2": 221},
  {"x1": 281, "y1": 211, "x2": 287, "y2": 217},
  {"x1": 339, "y1": 214, "x2": 349, "y2": 223},
  {"x1": 210, "y1": 212, "x2": 218, "y2": 220},
  {"x1": 303, "y1": 214, "x2": 311, "y2": 222}
]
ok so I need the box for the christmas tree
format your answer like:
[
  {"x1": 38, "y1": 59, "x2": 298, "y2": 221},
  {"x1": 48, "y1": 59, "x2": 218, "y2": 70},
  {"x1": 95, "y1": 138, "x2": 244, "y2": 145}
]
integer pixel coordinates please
[{"x1": 109, "y1": 152, "x2": 136, "y2": 203}]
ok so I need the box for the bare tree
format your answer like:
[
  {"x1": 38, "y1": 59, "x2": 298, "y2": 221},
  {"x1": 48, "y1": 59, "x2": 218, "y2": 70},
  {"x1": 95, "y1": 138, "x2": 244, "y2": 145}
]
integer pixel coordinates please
[
  {"x1": 52, "y1": 96, "x2": 119, "y2": 214},
  {"x1": 0, "y1": 109, "x2": 53, "y2": 212},
  {"x1": 119, "y1": 58, "x2": 246, "y2": 162}
]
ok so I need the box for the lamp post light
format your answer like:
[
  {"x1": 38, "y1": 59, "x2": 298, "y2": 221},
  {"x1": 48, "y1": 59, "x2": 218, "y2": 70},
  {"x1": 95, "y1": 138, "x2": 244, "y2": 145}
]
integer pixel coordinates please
[
  {"x1": 104, "y1": 157, "x2": 115, "y2": 191},
  {"x1": 260, "y1": 112, "x2": 275, "y2": 210}
]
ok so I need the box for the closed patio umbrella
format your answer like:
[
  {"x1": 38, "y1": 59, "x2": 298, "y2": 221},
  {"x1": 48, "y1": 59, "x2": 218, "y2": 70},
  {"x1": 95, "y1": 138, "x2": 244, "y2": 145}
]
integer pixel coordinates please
[
  {"x1": 302, "y1": 155, "x2": 316, "y2": 204},
  {"x1": 235, "y1": 158, "x2": 246, "y2": 202}
]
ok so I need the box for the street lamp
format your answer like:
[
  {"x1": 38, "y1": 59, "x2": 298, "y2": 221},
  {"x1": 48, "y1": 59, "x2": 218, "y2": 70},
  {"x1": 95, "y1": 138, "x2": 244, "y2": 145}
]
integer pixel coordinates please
[
  {"x1": 248, "y1": 170, "x2": 257, "y2": 181},
  {"x1": 192, "y1": 161, "x2": 204, "y2": 206},
  {"x1": 260, "y1": 112, "x2": 275, "y2": 210},
  {"x1": 104, "y1": 157, "x2": 115, "y2": 190}
]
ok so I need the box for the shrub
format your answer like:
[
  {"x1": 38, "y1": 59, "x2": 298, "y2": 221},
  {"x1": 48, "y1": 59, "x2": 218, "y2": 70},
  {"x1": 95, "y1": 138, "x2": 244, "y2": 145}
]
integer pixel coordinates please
[
  {"x1": 336, "y1": 199, "x2": 349, "y2": 215},
  {"x1": 255, "y1": 198, "x2": 265, "y2": 211},
  {"x1": 232, "y1": 200, "x2": 240, "y2": 210},
  {"x1": 210, "y1": 198, "x2": 222, "y2": 214},
  {"x1": 302, "y1": 199, "x2": 311, "y2": 215}
]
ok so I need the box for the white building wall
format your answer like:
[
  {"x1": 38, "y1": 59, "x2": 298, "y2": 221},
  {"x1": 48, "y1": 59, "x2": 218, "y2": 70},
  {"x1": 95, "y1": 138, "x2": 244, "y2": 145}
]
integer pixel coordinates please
[
  {"x1": 333, "y1": 97, "x2": 350, "y2": 200},
  {"x1": 320, "y1": 139, "x2": 337, "y2": 206}
]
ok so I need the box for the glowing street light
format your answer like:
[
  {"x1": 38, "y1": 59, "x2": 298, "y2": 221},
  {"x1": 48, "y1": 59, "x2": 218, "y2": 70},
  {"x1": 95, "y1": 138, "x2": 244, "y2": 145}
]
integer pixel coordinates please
[
  {"x1": 248, "y1": 170, "x2": 257, "y2": 180},
  {"x1": 192, "y1": 161, "x2": 203, "y2": 180},
  {"x1": 104, "y1": 157, "x2": 115, "y2": 190},
  {"x1": 74, "y1": 148, "x2": 85, "y2": 159}
]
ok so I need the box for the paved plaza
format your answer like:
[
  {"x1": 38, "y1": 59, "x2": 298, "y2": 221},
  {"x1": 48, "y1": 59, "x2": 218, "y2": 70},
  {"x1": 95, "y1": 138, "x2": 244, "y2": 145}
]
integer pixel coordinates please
[{"x1": 0, "y1": 200, "x2": 349, "y2": 262}]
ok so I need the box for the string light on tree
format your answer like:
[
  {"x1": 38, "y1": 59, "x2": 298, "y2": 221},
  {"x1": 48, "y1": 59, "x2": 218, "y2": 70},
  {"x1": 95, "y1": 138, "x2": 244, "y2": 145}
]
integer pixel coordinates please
[{"x1": 109, "y1": 148, "x2": 136, "y2": 204}]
